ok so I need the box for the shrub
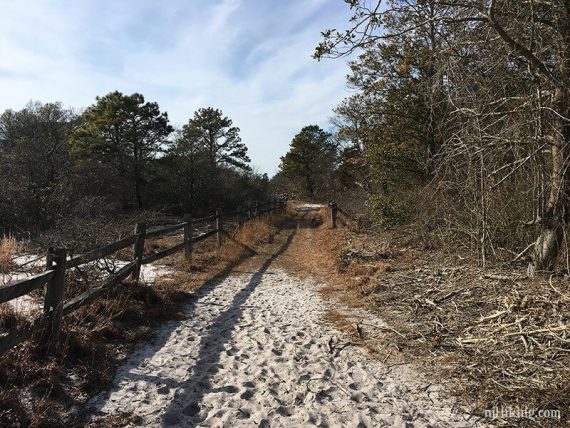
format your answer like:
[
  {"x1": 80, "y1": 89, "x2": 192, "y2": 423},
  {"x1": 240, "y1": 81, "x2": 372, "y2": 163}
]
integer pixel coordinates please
[{"x1": 367, "y1": 194, "x2": 414, "y2": 227}]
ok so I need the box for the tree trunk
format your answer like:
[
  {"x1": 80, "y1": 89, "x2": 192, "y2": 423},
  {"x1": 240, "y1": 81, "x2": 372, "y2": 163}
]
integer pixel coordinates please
[
  {"x1": 189, "y1": 152, "x2": 195, "y2": 210},
  {"x1": 135, "y1": 177, "x2": 143, "y2": 210},
  {"x1": 532, "y1": 86, "x2": 570, "y2": 274},
  {"x1": 531, "y1": 5, "x2": 570, "y2": 274},
  {"x1": 134, "y1": 162, "x2": 143, "y2": 210},
  {"x1": 306, "y1": 174, "x2": 315, "y2": 199}
]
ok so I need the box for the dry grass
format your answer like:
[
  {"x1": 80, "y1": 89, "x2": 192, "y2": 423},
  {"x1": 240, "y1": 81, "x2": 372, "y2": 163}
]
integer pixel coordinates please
[
  {"x1": 220, "y1": 216, "x2": 274, "y2": 258},
  {"x1": 0, "y1": 235, "x2": 20, "y2": 273},
  {"x1": 0, "y1": 389, "x2": 30, "y2": 427},
  {"x1": 0, "y1": 280, "x2": 184, "y2": 427},
  {"x1": 0, "y1": 304, "x2": 27, "y2": 331},
  {"x1": 151, "y1": 213, "x2": 281, "y2": 292}
]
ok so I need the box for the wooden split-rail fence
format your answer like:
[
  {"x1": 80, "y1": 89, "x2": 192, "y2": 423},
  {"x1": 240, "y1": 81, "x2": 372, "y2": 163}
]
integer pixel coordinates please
[{"x1": 0, "y1": 197, "x2": 287, "y2": 355}]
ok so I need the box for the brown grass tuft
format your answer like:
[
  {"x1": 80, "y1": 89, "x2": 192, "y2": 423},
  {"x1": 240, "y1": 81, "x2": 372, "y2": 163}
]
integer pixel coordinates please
[
  {"x1": 323, "y1": 308, "x2": 357, "y2": 335},
  {"x1": 0, "y1": 235, "x2": 20, "y2": 273},
  {"x1": 219, "y1": 216, "x2": 274, "y2": 261}
]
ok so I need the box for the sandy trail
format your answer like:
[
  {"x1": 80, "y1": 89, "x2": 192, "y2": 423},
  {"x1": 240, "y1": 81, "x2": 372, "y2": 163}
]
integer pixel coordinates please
[{"x1": 89, "y1": 228, "x2": 483, "y2": 427}]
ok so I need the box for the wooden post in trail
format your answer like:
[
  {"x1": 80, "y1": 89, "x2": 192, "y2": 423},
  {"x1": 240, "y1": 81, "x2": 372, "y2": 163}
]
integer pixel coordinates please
[
  {"x1": 329, "y1": 201, "x2": 338, "y2": 229},
  {"x1": 215, "y1": 209, "x2": 221, "y2": 247},
  {"x1": 43, "y1": 247, "x2": 67, "y2": 345},
  {"x1": 184, "y1": 214, "x2": 193, "y2": 260},
  {"x1": 131, "y1": 222, "x2": 146, "y2": 281},
  {"x1": 247, "y1": 204, "x2": 252, "y2": 220}
]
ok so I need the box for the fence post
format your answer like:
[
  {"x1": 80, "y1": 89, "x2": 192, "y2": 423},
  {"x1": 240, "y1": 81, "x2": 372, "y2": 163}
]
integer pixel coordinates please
[
  {"x1": 43, "y1": 247, "x2": 67, "y2": 345},
  {"x1": 131, "y1": 222, "x2": 146, "y2": 281},
  {"x1": 237, "y1": 206, "x2": 242, "y2": 226},
  {"x1": 215, "y1": 209, "x2": 221, "y2": 247},
  {"x1": 254, "y1": 202, "x2": 258, "y2": 217},
  {"x1": 329, "y1": 201, "x2": 338, "y2": 229},
  {"x1": 184, "y1": 214, "x2": 193, "y2": 260},
  {"x1": 247, "y1": 204, "x2": 252, "y2": 220},
  {"x1": 45, "y1": 246, "x2": 54, "y2": 270}
]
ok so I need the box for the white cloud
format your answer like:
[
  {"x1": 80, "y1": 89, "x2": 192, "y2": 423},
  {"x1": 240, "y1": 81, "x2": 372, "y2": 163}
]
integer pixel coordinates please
[{"x1": 0, "y1": 0, "x2": 354, "y2": 174}]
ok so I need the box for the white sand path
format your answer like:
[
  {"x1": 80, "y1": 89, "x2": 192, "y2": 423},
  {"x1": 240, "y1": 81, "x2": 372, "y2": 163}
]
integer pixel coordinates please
[{"x1": 89, "y1": 232, "x2": 484, "y2": 427}]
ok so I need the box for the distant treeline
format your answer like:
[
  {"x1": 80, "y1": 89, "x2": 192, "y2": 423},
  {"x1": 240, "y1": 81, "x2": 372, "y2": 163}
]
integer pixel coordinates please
[{"x1": 0, "y1": 92, "x2": 269, "y2": 233}]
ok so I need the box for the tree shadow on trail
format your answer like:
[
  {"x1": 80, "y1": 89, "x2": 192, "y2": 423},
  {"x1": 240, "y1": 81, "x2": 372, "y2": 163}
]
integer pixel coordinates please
[
  {"x1": 157, "y1": 227, "x2": 297, "y2": 426},
  {"x1": 89, "y1": 220, "x2": 307, "y2": 424}
]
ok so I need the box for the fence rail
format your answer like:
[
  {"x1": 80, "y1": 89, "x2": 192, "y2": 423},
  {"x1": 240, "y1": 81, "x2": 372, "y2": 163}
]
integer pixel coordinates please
[
  {"x1": 66, "y1": 235, "x2": 138, "y2": 269},
  {"x1": 0, "y1": 197, "x2": 287, "y2": 355},
  {"x1": 145, "y1": 222, "x2": 186, "y2": 239},
  {"x1": 0, "y1": 271, "x2": 54, "y2": 305}
]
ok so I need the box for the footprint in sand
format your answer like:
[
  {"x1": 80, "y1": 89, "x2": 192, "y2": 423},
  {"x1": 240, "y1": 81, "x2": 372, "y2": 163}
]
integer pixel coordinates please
[
  {"x1": 276, "y1": 405, "x2": 294, "y2": 417},
  {"x1": 240, "y1": 389, "x2": 255, "y2": 400},
  {"x1": 222, "y1": 385, "x2": 239, "y2": 394}
]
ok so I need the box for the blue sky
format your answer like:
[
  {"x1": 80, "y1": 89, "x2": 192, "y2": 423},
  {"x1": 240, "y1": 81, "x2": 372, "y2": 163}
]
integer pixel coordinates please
[{"x1": 0, "y1": 0, "x2": 354, "y2": 175}]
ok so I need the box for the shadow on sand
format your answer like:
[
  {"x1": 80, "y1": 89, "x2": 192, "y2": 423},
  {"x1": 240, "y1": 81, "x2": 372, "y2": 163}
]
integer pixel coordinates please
[
  {"x1": 158, "y1": 226, "x2": 297, "y2": 425},
  {"x1": 91, "y1": 220, "x2": 298, "y2": 426}
]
